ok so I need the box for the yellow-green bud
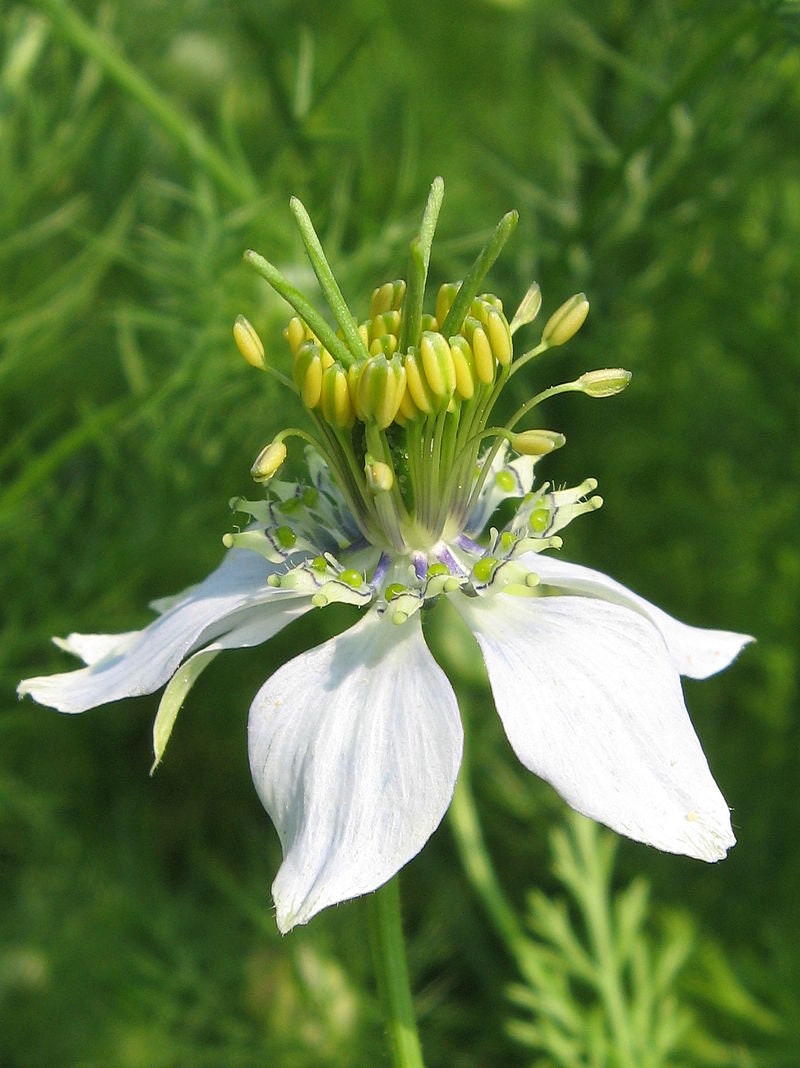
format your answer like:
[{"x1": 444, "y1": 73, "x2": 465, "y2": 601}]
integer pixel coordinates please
[
  {"x1": 541, "y1": 293, "x2": 590, "y2": 347},
  {"x1": 509, "y1": 282, "x2": 542, "y2": 334},
  {"x1": 251, "y1": 440, "x2": 287, "y2": 483},
  {"x1": 512, "y1": 429, "x2": 566, "y2": 456},
  {"x1": 233, "y1": 315, "x2": 265, "y2": 369},
  {"x1": 577, "y1": 368, "x2": 632, "y2": 397},
  {"x1": 365, "y1": 459, "x2": 394, "y2": 493}
]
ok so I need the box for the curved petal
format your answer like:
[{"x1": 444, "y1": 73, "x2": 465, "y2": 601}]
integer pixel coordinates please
[
  {"x1": 248, "y1": 610, "x2": 463, "y2": 932},
  {"x1": 18, "y1": 549, "x2": 309, "y2": 713},
  {"x1": 525, "y1": 553, "x2": 753, "y2": 679},
  {"x1": 454, "y1": 592, "x2": 735, "y2": 861}
]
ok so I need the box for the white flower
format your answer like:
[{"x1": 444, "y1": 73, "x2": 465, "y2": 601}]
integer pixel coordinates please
[{"x1": 18, "y1": 183, "x2": 752, "y2": 932}]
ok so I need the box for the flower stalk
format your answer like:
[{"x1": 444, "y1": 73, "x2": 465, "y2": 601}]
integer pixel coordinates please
[{"x1": 367, "y1": 877, "x2": 425, "y2": 1068}]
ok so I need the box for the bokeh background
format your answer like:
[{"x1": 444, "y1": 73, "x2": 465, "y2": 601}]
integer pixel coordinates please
[{"x1": 2, "y1": 1, "x2": 798, "y2": 1064}]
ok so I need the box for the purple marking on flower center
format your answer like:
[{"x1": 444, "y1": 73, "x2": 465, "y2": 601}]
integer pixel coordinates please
[
  {"x1": 412, "y1": 551, "x2": 428, "y2": 581},
  {"x1": 456, "y1": 533, "x2": 483, "y2": 554},
  {"x1": 370, "y1": 552, "x2": 392, "y2": 589},
  {"x1": 436, "y1": 544, "x2": 465, "y2": 575}
]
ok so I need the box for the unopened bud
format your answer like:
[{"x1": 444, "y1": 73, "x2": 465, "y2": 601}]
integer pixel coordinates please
[
  {"x1": 541, "y1": 293, "x2": 590, "y2": 347},
  {"x1": 578, "y1": 368, "x2": 632, "y2": 397},
  {"x1": 233, "y1": 315, "x2": 265, "y2": 369},
  {"x1": 251, "y1": 440, "x2": 287, "y2": 483},
  {"x1": 512, "y1": 429, "x2": 566, "y2": 456},
  {"x1": 509, "y1": 282, "x2": 542, "y2": 335}
]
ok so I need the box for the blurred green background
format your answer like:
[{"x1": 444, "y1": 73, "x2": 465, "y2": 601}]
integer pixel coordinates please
[{"x1": 2, "y1": 0, "x2": 798, "y2": 1064}]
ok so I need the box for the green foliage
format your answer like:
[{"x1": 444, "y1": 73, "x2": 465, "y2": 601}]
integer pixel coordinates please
[
  {"x1": 507, "y1": 814, "x2": 780, "y2": 1067},
  {"x1": 2, "y1": 0, "x2": 798, "y2": 1063}
]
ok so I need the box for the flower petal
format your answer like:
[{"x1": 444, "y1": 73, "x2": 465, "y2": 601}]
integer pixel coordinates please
[
  {"x1": 18, "y1": 549, "x2": 311, "y2": 713},
  {"x1": 454, "y1": 592, "x2": 735, "y2": 861},
  {"x1": 525, "y1": 554, "x2": 753, "y2": 679},
  {"x1": 248, "y1": 610, "x2": 463, "y2": 932}
]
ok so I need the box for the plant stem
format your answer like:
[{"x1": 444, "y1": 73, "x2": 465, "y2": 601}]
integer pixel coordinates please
[{"x1": 367, "y1": 877, "x2": 425, "y2": 1068}]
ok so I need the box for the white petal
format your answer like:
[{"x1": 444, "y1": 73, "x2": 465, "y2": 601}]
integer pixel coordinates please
[
  {"x1": 18, "y1": 549, "x2": 309, "y2": 713},
  {"x1": 53, "y1": 631, "x2": 140, "y2": 665},
  {"x1": 248, "y1": 610, "x2": 463, "y2": 932},
  {"x1": 525, "y1": 554, "x2": 753, "y2": 679},
  {"x1": 454, "y1": 593, "x2": 735, "y2": 862}
]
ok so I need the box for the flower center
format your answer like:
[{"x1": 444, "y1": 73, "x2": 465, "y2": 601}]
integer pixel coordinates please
[{"x1": 228, "y1": 179, "x2": 631, "y2": 620}]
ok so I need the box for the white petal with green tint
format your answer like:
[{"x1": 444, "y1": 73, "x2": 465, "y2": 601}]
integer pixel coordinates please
[
  {"x1": 149, "y1": 601, "x2": 315, "y2": 771},
  {"x1": 526, "y1": 554, "x2": 753, "y2": 679},
  {"x1": 18, "y1": 549, "x2": 303, "y2": 713},
  {"x1": 248, "y1": 610, "x2": 463, "y2": 932},
  {"x1": 455, "y1": 593, "x2": 735, "y2": 862}
]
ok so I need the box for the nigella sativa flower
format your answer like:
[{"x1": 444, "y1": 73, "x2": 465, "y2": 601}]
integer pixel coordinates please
[{"x1": 19, "y1": 180, "x2": 752, "y2": 932}]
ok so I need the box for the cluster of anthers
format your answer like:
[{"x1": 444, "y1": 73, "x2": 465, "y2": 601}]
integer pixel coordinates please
[{"x1": 229, "y1": 178, "x2": 630, "y2": 625}]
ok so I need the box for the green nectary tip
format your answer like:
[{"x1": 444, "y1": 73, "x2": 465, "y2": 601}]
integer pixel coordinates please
[
  {"x1": 385, "y1": 582, "x2": 406, "y2": 601},
  {"x1": 312, "y1": 555, "x2": 328, "y2": 573},
  {"x1": 495, "y1": 470, "x2": 516, "y2": 493},
  {"x1": 276, "y1": 525, "x2": 297, "y2": 548},
  {"x1": 340, "y1": 569, "x2": 363, "y2": 588},
  {"x1": 473, "y1": 556, "x2": 497, "y2": 583},
  {"x1": 427, "y1": 563, "x2": 449, "y2": 578}
]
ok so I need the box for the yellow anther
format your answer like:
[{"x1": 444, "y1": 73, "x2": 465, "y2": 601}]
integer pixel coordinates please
[
  {"x1": 320, "y1": 363, "x2": 354, "y2": 428},
  {"x1": 285, "y1": 316, "x2": 308, "y2": 356},
  {"x1": 396, "y1": 383, "x2": 420, "y2": 422},
  {"x1": 357, "y1": 322, "x2": 370, "y2": 349},
  {"x1": 321, "y1": 349, "x2": 335, "y2": 370},
  {"x1": 435, "y1": 282, "x2": 460, "y2": 326},
  {"x1": 369, "y1": 335, "x2": 398, "y2": 357},
  {"x1": 463, "y1": 317, "x2": 495, "y2": 384},
  {"x1": 420, "y1": 330, "x2": 456, "y2": 401},
  {"x1": 365, "y1": 459, "x2": 394, "y2": 493},
  {"x1": 370, "y1": 279, "x2": 406, "y2": 317},
  {"x1": 233, "y1": 315, "x2": 265, "y2": 369},
  {"x1": 511, "y1": 429, "x2": 566, "y2": 456},
  {"x1": 478, "y1": 292, "x2": 504, "y2": 313},
  {"x1": 577, "y1": 368, "x2": 632, "y2": 397},
  {"x1": 251, "y1": 440, "x2": 287, "y2": 483},
  {"x1": 371, "y1": 311, "x2": 401, "y2": 341},
  {"x1": 542, "y1": 293, "x2": 590, "y2": 347},
  {"x1": 347, "y1": 363, "x2": 365, "y2": 421},
  {"x1": 293, "y1": 340, "x2": 323, "y2": 408},
  {"x1": 403, "y1": 348, "x2": 436, "y2": 414},
  {"x1": 420, "y1": 312, "x2": 438, "y2": 333},
  {"x1": 486, "y1": 307, "x2": 513, "y2": 366},
  {"x1": 449, "y1": 335, "x2": 476, "y2": 400},
  {"x1": 357, "y1": 354, "x2": 407, "y2": 429}
]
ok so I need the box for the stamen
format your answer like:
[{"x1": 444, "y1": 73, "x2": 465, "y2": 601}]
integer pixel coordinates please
[{"x1": 541, "y1": 293, "x2": 590, "y2": 347}]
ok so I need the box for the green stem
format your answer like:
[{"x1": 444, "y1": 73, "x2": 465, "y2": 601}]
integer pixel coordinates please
[
  {"x1": 367, "y1": 878, "x2": 425, "y2": 1068},
  {"x1": 448, "y1": 749, "x2": 528, "y2": 968},
  {"x1": 32, "y1": 0, "x2": 257, "y2": 202},
  {"x1": 399, "y1": 177, "x2": 445, "y2": 353}
]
